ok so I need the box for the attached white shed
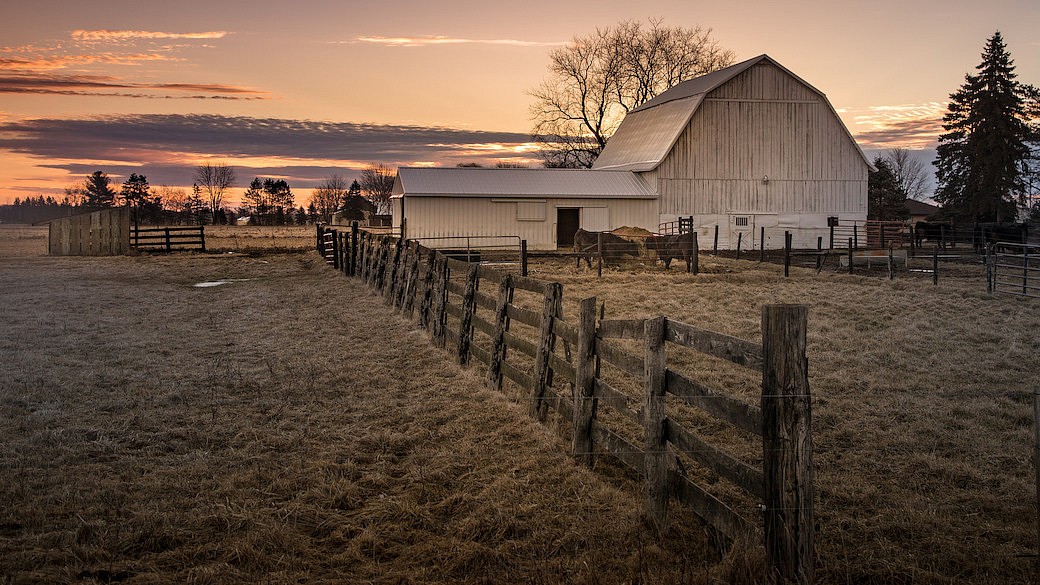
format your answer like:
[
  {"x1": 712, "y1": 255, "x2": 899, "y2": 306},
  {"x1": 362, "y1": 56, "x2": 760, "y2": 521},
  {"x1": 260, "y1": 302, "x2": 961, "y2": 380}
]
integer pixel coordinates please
[{"x1": 391, "y1": 168, "x2": 657, "y2": 250}]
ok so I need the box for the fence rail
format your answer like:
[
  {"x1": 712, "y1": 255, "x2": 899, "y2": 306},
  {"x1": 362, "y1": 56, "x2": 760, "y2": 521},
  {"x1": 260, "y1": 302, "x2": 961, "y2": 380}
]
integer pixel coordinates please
[
  {"x1": 132, "y1": 225, "x2": 205, "y2": 252},
  {"x1": 992, "y1": 242, "x2": 1040, "y2": 298},
  {"x1": 317, "y1": 224, "x2": 815, "y2": 583}
]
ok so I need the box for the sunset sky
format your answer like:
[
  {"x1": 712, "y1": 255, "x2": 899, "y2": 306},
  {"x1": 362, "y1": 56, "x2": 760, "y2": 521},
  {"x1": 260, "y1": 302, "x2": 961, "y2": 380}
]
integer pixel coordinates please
[{"x1": 2, "y1": 0, "x2": 1038, "y2": 206}]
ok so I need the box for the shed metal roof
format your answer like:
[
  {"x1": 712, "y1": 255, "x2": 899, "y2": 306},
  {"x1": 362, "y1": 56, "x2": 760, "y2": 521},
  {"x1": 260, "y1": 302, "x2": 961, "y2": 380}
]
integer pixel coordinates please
[{"x1": 393, "y1": 167, "x2": 656, "y2": 199}]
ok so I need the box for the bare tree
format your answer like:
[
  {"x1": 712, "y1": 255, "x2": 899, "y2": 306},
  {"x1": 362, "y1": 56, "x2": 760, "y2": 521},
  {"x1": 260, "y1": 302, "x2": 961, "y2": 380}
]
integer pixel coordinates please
[
  {"x1": 311, "y1": 174, "x2": 350, "y2": 224},
  {"x1": 192, "y1": 162, "x2": 236, "y2": 224},
  {"x1": 530, "y1": 19, "x2": 734, "y2": 168},
  {"x1": 883, "y1": 148, "x2": 931, "y2": 201},
  {"x1": 359, "y1": 164, "x2": 396, "y2": 215}
]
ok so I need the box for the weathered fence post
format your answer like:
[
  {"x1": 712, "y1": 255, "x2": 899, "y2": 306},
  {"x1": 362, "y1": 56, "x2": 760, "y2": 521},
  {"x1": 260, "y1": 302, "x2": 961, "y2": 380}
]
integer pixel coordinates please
[
  {"x1": 164, "y1": 227, "x2": 171, "y2": 253},
  {"x1": 761, "y1": 226, "x2": 767, "y2": 263},
  {"x1": 457, "y1": 263, "x2": 479, "y2": 365},
  {"x1": 853, "y1": 224, "x2": 859, "y2": 250},
  {"x1": 713, "y1": 225, "x2": 719, "y2": 255},
  {"x1": 530, "y1": 282, "x2": 562, "y2": 419},
  {"x1": 418, "y1": 249, "x2": 437, "y2": 329},
  {"x1": 405, "y1": 242, "x2": 422, "y2": 316},
  {"x1": 736, "y1": 232, "x2": 743, "y2": 260},
  {"x1": 571, "y1": 296, "x2": 598, "y2": 465},
  {"x1": 315, "y1": 223, "x2": 322, "y2": 253},
  {"x1": 384, "y1": 239, "x2": 401, "y2": 304},
  {"x1": 331, "y1": 229, "x2": 340, "y2": 270},
  {"x1": 200, "y1": 226, "x2": 206, "y2": 253},
  {"x1": 692, "y1": 232, "x2": 699, "y2": 275},
  {"x1": 644, "y1": 315, "x2": 669, "y2": 533},
  {"x1": 782, "y1": 229, "x2": 790, "y2": 276},
  {"x1": 487, "y1": 274, "x2": 514, "y2": 389},
  {"x1": 761, "y1": 304, "x2": 814, "y2": 585},
  {"x1": 1024, "y1": 245, "x2": 1030, "y2": 296},
  {"x1": 887, "y1": 245, "x2": 894, "y2": 280},
  {"x1": 433, "y1": 256, "x2": 450, "y2": 347},
  {"x1": 521, "y1": 240, "x2": 528, "y2": 277},
  {"x1": 687, "y1": 230, "x2": 695, "y2": 273},
  {"x1": 350, "y1": 222, "x2": 359, "y2": 276},
  {"x1": 816, "y1": 237, "x2": 823, "y2": 273}
]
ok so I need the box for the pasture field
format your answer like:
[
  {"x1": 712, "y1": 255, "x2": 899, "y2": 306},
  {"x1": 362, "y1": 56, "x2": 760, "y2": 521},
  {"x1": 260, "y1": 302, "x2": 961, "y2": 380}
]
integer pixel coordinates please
[
  {"x1": 0, "y1": 248, "x2": 725, "y2": 584},
  {"x1": 522, "y1": 254, "x2": 1040, "y2": 584},
  {"x1": 0, "y1": 224, "x2": 315, "y2": 257},
  {"x1": 2, "y1": 228, "x2": 1038, "y2": 583}
]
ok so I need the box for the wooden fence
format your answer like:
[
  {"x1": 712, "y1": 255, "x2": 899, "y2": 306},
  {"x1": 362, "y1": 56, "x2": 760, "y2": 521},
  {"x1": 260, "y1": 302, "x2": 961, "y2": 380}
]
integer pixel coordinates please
[
  {"x1": 131, "y1": 225, "x2": 205, "y2": 252},
  {"x1": 48, "y1": 207, "x2": 130, "y2": 256},
  {"x1": 318, "y1": 225, "x2": 815, "y2": 584}
]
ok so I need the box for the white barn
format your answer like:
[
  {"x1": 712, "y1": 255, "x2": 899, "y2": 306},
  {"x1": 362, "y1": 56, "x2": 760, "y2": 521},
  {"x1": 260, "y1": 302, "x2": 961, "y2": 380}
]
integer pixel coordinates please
[{"x1": 392, "y1": 54, "x2": 871, "y2": 250}]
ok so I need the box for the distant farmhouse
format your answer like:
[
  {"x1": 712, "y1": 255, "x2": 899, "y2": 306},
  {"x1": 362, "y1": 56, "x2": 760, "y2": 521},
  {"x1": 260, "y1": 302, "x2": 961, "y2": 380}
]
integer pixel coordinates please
[{"x1": 392, "y1": 54, "x2": 872, "y2": 250}]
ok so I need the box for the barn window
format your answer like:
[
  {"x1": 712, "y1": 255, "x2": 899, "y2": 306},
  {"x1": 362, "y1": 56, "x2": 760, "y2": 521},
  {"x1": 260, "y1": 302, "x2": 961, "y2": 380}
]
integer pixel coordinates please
[
  {"x1": 734, "y1": 216, "x2": 749, "y2": 227},
  {"x1": 516, "y1": 201, "x2": 546, "y2": 221}
]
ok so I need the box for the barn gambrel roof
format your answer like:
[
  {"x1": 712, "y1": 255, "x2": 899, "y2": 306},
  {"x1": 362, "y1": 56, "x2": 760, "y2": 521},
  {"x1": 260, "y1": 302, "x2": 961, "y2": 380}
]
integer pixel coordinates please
[
  {"x1": 393, "y1": 167, "x2": 656, "y2": 199},
  {"x1": 592, "y1": 54, "x2": 873, "y2": 172}
]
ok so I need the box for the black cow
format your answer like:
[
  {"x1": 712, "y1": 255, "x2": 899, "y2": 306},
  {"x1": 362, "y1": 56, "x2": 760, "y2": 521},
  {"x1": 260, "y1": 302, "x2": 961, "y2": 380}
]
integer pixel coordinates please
[
  {"x1": 976, "y1": 222, "x2": 1029, "y2": 250},
  {"x1": 645, "y1": 233, "x2": 694, "y2": 269},
  {"x1": 573, "y1": 228, "x2": 640, "y2": 267}
]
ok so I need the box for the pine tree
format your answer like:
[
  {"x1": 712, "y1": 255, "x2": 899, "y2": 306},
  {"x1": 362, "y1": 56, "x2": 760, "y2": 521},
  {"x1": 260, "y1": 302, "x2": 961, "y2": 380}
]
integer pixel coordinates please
[
  {"x1": 84, "y1": 171, "x2": 116, "y2": 208},
  {"x1": 934, "y1": 32, "x2": 1035, "y2": 223},
  {"x1": 868, "y1": 158, "x2": 909, "y2": 221}
]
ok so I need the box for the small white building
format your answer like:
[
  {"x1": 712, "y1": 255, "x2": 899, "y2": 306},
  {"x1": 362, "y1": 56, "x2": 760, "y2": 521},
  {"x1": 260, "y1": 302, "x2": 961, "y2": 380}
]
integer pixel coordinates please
[{"x1": 392, "y1": 54, "x2": 872, "y2": 250}]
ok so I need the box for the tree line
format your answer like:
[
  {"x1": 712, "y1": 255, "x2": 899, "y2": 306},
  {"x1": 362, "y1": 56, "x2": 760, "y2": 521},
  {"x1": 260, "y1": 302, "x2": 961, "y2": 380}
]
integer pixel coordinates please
[{"x1": 0, "y1": 162, "x2": 398, "y2": 226}]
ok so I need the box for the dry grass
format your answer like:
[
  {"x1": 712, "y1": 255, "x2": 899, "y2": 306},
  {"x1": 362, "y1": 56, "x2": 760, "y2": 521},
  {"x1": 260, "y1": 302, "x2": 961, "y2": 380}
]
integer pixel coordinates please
[
  {"x1": 521, "y1": 254, "x2": 1040, "y2": 584},
  {"x1": 0, "y1": 247, "x2": 736, "y2": 584}
]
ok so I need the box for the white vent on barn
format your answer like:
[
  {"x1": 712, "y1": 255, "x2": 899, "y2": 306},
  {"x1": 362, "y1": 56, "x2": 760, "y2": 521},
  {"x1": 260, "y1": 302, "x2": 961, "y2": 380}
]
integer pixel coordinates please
[{"x1": 734, "y1": 216, "x2": 750, "y2": 227}]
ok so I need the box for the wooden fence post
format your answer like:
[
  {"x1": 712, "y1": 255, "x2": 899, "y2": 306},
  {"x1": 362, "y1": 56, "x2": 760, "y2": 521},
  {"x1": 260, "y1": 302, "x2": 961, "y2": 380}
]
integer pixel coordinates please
[
  {"x1": 433, "y1": 256, "x2": 449, "y2": 347},
  {"x1": 394, "y1": 241, "x2": 411, "y2": 309},
  {"x1": 713, "y1": 225, "x2": 719, "y2": 255},
  {"x1": 1033, "y1": 386, "x2": 1040, "y2": 565},
  {"x1": 405, "y1": 242, "x2": 422, "y2": 316},
  {"x1": 315, "y1": 223, "x2": 322, "y2": 253},
  {"x1": 692, "y1": 232, "x2": 699, "y2": 275},
  {"x1": 457, "y1": 263, "x2": 479, "y2": 365},
  {"x1": 521, "y1": 240, "x2": 528, "y2": 277},
  {"x1": 350, "y1": 222, "x2": 359, "y2": 276},
  {"x1": 933, "y1": 247, "x2": 939, "y2": 286},
  {"x1": 487, "y1": 274, "x2": 514, "y2": 389},
  {"x1": 760, "y1": 226, "x2": 766, "y2": 263},
  {"x1": 644, "y1": 315, "x2": 668, "y2": 533},
  {"x1": 847, "y1": 238, "x2": 853, "y2": 274},
  {"x1": 761, "y1": 304, "x2": 814, "y2": 585},
  {"x1": 331, "y1": 229, "x2": 340, "y2": 270},
  {"x1": 571, "y1": 296, "x2": 598, "y2": 464},
  {"x1": 530, "y1": 282, "x2": 562, "y2": 419},
  {"x1": 736, "y1": 232, "x2": 743, "y2": 260},
  {"x1": 784, "y1": 232, "x2": 792, "y2": 278},
  {"x1": 887, "y1": 245, "x2": 894, "y2": 280},
  {"x1": 200, "y1": 226, "x2": 206, "y2": 253},
  {"x1": 164, "y1": 227, "x2": 171, "y2": 253},
  {"x1": 418, "y1": 249, "x2": 436, "y2": 329},
  {"x1": 384, "y1": 239, "x2": 401, "y2": 302}
]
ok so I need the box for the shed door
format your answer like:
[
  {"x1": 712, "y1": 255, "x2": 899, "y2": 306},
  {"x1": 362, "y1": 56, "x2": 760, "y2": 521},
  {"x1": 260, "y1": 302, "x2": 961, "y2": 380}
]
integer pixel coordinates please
[
  {"x1": 729, "y1": 214, "x2": 755, "y2": 250},
  {"x1": 557, "y1": 208, "x2": 580, "y2": 247}
]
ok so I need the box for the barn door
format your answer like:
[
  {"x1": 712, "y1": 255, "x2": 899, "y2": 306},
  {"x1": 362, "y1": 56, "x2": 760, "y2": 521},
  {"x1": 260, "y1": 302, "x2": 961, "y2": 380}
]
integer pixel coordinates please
[
  {"x1": 729, "y1": 214, "x2": 755, "y2": 250},
  {"x1": 557, "y1": 208, "x2": 580, "y2": 247}
]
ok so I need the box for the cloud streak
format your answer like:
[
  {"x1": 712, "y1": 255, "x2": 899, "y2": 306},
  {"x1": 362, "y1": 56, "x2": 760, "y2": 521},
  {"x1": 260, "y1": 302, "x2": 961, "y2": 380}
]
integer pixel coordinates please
[
  {"x1": 0, "y1": 114, "x2": 538, "y2": 188},
  {"x1": 354, "y1": 35, "x2": 564, "y2": 48},
  {"x1": 71, "y1": 30, "x2": 230, "y2": 42},
  {"x1": 847, "y1": 102, "x2": 947, "y2": 149},
  {"x1": 0, "y1": 53, "x2": 176, "y2": 71},
  {"x1": 0, "y1": 74, "x2": 266, "y2": 99}
]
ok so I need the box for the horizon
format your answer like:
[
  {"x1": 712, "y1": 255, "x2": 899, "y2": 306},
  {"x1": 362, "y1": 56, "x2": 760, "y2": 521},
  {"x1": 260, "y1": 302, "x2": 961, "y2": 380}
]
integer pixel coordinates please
[{"x1": 2, "y1": 0, "x2": 1038, "y2": 206}]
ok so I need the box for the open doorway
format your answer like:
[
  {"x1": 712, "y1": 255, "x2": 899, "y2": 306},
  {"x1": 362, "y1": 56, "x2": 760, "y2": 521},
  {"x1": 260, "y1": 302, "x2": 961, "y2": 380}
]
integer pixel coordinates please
[{"x1": 556, "y1": 208, "x2": 580, "y2": 247}]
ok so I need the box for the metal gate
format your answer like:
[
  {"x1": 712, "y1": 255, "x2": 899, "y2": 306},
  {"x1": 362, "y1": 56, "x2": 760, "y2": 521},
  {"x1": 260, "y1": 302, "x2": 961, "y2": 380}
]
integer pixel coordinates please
[{"x1": 991, "y1": 242, "x2": 1040, "y2": 298}]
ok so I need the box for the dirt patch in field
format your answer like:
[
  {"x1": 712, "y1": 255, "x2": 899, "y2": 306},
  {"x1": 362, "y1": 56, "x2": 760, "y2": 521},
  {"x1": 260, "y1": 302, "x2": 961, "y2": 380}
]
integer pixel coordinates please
[{"x1": 0, "y1": 252, "x2": 741, "y2": 584}]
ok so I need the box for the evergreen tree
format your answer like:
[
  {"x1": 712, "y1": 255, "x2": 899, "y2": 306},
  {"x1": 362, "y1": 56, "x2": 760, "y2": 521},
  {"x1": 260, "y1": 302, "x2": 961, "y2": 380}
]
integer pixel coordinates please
[
  {"x1": 934, "y1": 32, "x2": 1036, "y2": 223},
  {"x1": 84, "y1": 171, "x2": 116, "y2": 208},
  {"x1": 868, "y1": 157, "x2": 909, "y2": 221}
]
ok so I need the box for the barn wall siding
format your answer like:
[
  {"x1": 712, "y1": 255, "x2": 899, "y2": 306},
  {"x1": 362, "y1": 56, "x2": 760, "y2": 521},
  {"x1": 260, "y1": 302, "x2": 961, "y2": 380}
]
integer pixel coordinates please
[
  {"x1": 649, "y1": 61, "x2": 869, "y2": 243},
  {"x1": 403, "y1": 197, "x2": 657, "y2": 250}
]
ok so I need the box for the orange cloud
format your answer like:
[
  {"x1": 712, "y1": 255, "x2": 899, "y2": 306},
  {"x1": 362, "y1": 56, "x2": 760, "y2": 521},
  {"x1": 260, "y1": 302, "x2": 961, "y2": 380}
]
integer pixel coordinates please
[
  {"x1": 71, "y1": 30, "x2": 230, "y2": 41},
  {"x1": 845, "y1": 102, "x2": 948, "y2": 149},
  {"x1": 0, "y1": 53, "x2": 177, "y2": 71}
]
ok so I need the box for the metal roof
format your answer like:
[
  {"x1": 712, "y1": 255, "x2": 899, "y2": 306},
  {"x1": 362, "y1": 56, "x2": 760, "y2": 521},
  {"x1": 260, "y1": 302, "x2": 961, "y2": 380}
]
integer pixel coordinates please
[
  {"x1": 394, "y1": 167, "x2": 657, "y2": 199},
  {"x1": 593, "y1": 54, "x2": 873, "y2": 171}
]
